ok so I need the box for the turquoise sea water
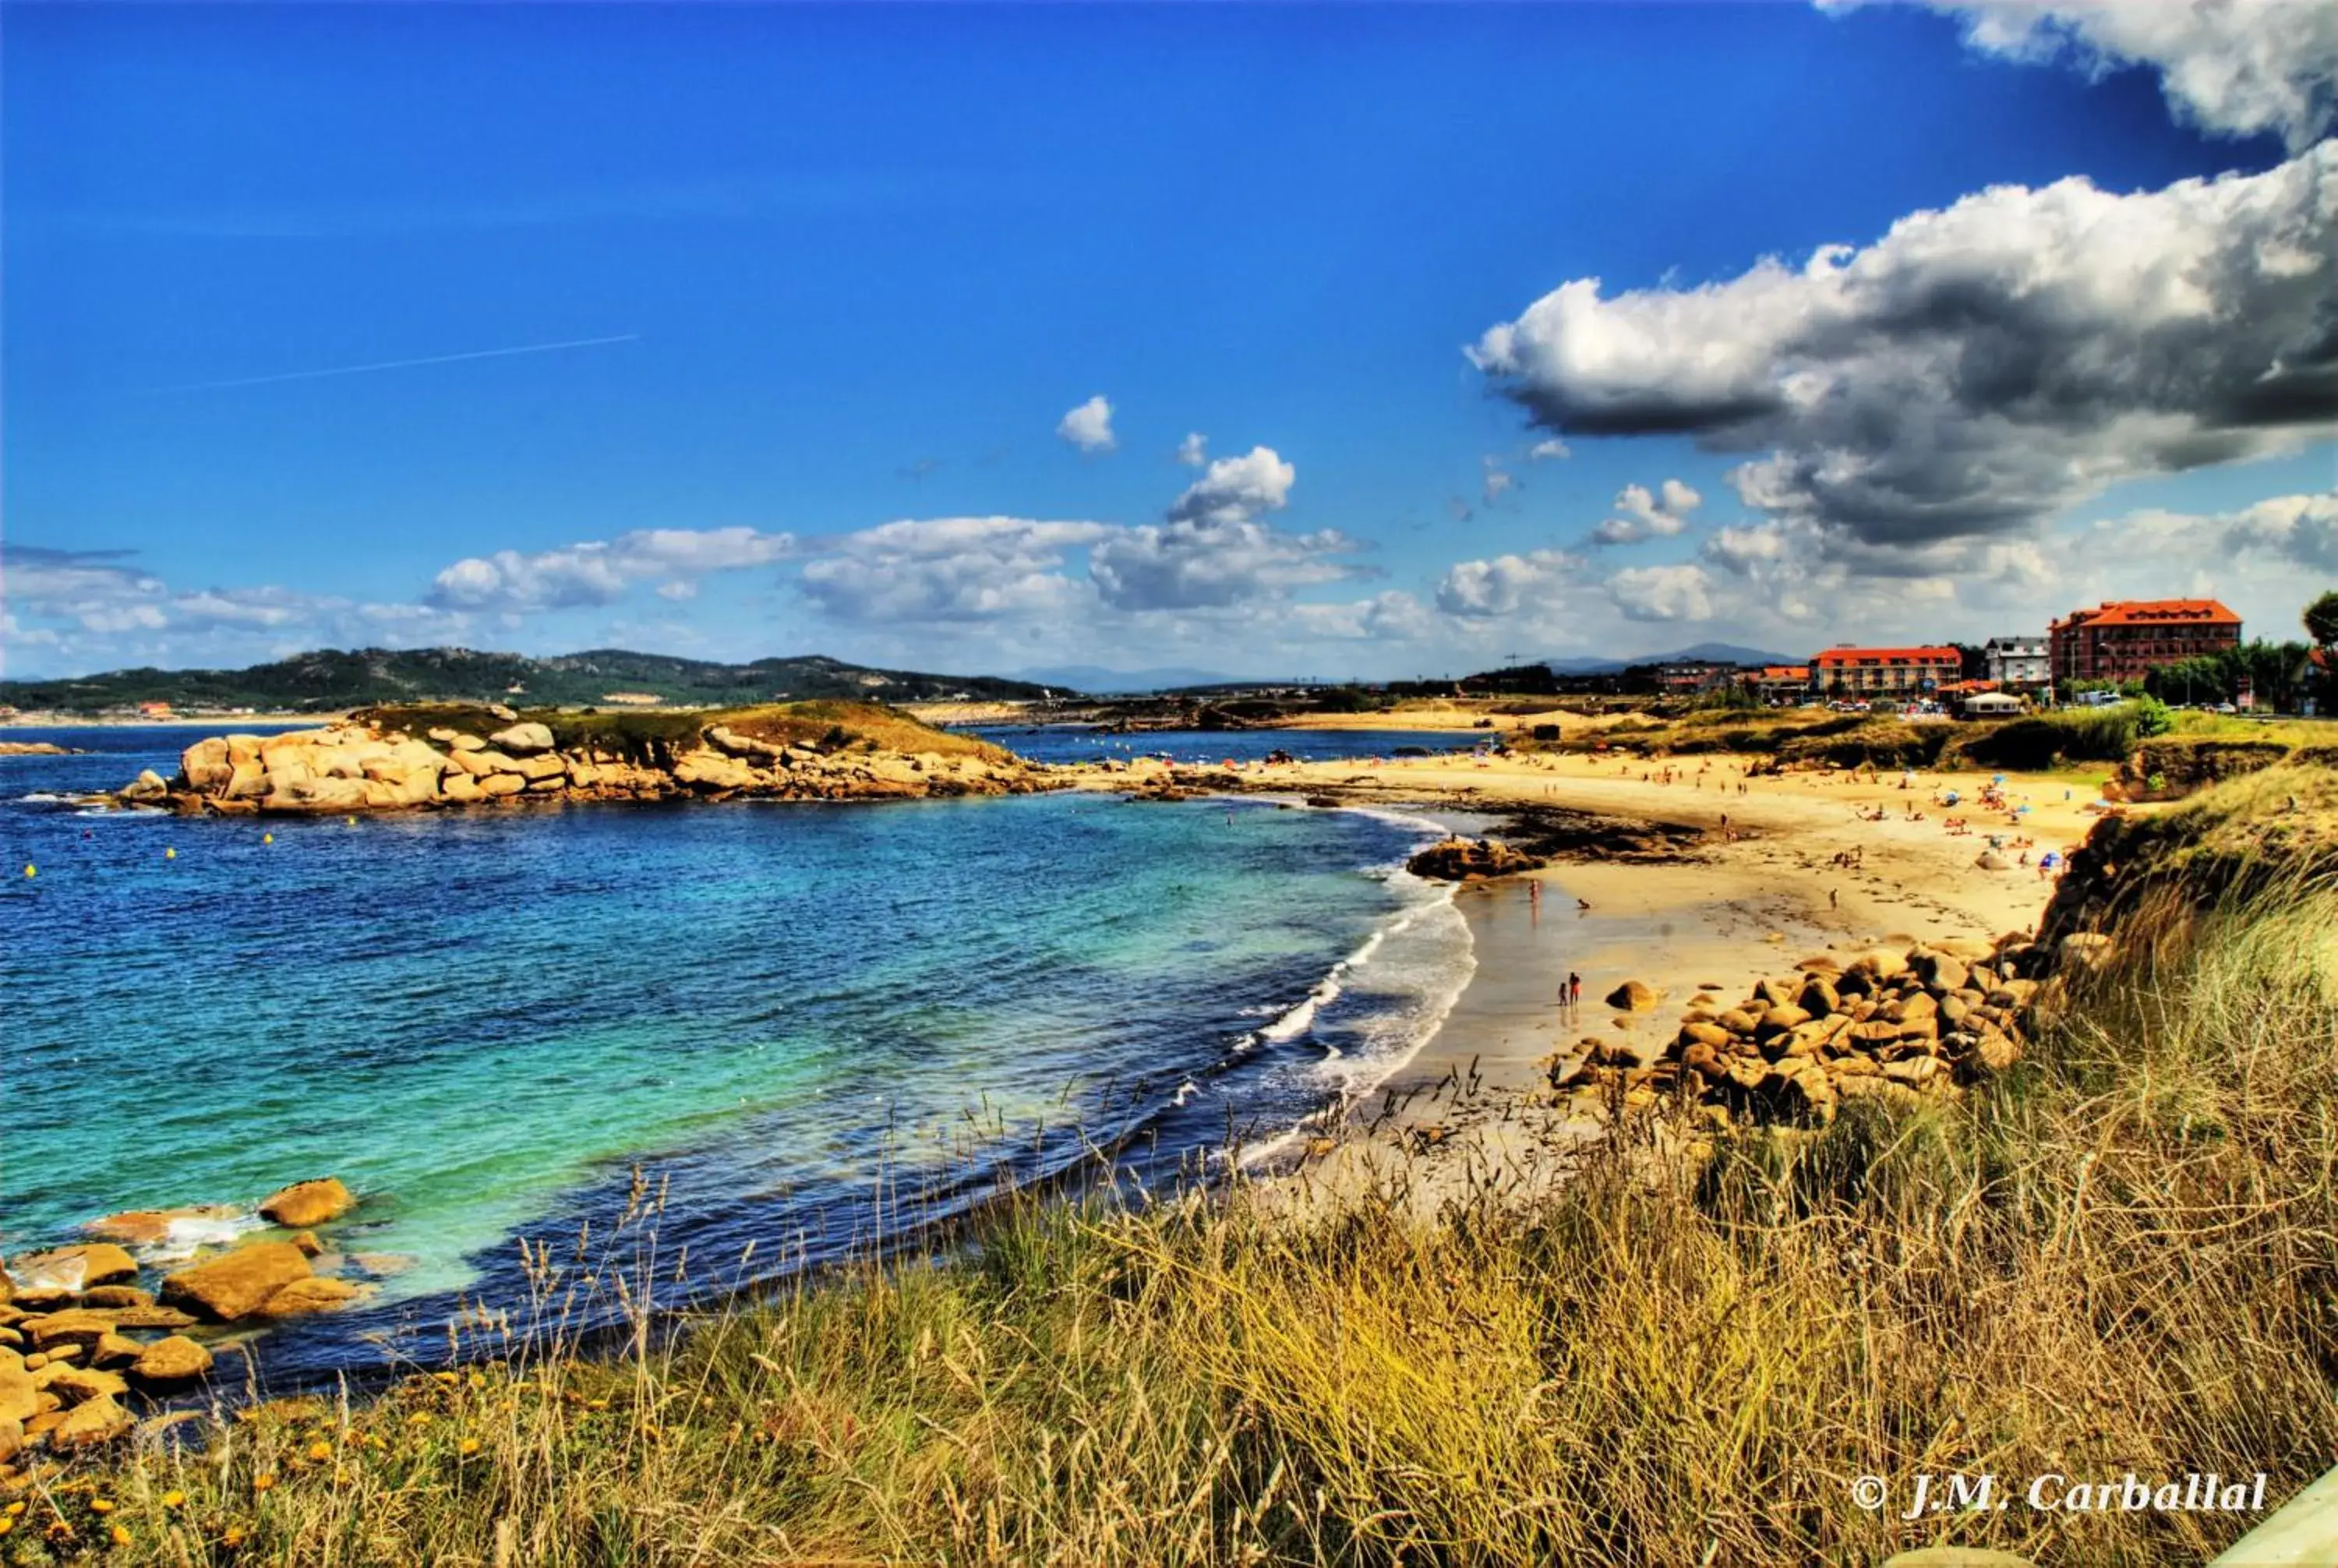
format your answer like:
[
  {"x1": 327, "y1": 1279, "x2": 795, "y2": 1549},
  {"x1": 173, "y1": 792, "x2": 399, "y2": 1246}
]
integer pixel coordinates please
[{"x1": 1, "y1": 727, "x2": 1469, "y2": 1381}]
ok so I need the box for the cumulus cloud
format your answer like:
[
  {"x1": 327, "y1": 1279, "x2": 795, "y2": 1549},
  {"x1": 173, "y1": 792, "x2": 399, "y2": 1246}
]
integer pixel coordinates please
[
  {"x1": 1472, "y1": 145, "x2": 2337, "y2": 553},
  {"x1": 1056, "y1": 394, "x2": 1117, "y2": 454},
  {"x1": 1590, "y1": 479, "x2": 1703, "y2": 545},
  {"x1": 1528, "y1": 437, "x2": 1572, "y2": 461},
  {"x1": 2091, "y1": 490, "x2": 2338, "y2": 574},
  {"x1": 1435, "y1": 549, "x2": 1585, "y2": 618},
  {"x1": 1176, "y1": 431, "x2": 1208, "y2": 467},
  {"x1": 429, "y1": 526, "x2": 795, "y2": 612},
  {"x1": 1091, "y1": 446, "x2": 1367, "y2": 610},
  {"x1": 1905, "y1": 0, "x2": 2338, "y2": 152},
  {"x1": 1606, "y1": 563, "x2": 1716, "y2": 623},
  {"x1": 1164, "y1": 446, "x2": 1297, "y2": 528},
  {"x1": 799, "y1": 517, "x2": 1111, "y2": 623}
]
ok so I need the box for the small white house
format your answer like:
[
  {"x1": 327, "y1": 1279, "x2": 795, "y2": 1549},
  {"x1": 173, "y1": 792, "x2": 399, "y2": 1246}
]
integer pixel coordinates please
[{"x1": 1961, "y1": 691, "x2": 2026, "y2": 717}]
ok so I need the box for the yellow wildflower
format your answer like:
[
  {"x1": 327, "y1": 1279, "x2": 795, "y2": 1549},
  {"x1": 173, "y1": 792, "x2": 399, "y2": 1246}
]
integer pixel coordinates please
[
  {"x1": 253, "y1": 1474, "x2": 277, "y2": 1494},
  {"x1": 90, "y1": 1499, "x2": 115, "y2": 1513},
  {"x1": 112, "y1": 1525, "x2": 134, "y2": 1546},
  {"x1": 0, "y1": 1517, "x2": 14, "y2": 1538},
  {"x1": 459, "y1": 1436, "x2": 482, "y2": 1456},
  {"x1": 308, "y1": 1441, "x2": 334, "y2": 1462},
  {"x1": 162, "y1": 1492, "x2": 186, "y2": 1510}
]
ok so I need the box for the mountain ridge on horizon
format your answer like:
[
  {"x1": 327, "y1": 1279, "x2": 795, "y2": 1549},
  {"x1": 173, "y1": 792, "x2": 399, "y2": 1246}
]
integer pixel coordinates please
[
  {"x1": 0, "y1": 645, "x2": 1058, "y2": 713},
  {"x1": 1540, "y1": 641, "x2": 1802, "y2": 676}
]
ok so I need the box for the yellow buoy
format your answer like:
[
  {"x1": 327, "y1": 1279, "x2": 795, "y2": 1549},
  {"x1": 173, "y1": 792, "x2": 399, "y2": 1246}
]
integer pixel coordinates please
[
  {"x1": 165, "y1": 847, "x2": 177, "y2": 860},
  {"x1": 263, "y1": 832, "x2": 274, "y2": 844},
  {"x1": 22, "y1": 864, "x2": 33, "y2": 878},
  {"x1": 345, "y1": 816, "x2": 357, "y2": 826}
]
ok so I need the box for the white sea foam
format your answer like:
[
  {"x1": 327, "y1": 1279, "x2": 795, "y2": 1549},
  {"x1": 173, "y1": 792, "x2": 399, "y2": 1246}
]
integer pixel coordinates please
[{"x1": 135, "y1": 1210, "x2": 266, "y2": 1265}]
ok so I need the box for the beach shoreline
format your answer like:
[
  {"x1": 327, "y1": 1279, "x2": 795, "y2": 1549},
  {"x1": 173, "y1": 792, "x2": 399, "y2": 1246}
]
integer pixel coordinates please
[{"x1": 1087, "y1": 745, "x2": 2102, "y2": 1208}]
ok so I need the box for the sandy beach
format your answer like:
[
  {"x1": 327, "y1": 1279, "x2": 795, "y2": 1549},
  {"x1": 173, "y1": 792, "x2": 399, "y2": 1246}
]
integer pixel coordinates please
[{"x1": 1073, "y1": 743, "x2": 2114, "y2": 1210}]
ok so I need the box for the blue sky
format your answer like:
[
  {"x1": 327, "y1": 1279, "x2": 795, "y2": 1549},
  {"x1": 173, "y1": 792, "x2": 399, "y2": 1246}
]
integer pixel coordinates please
[{"x1": 5, "y1": 1, "x2": 2333, "y2": 682}]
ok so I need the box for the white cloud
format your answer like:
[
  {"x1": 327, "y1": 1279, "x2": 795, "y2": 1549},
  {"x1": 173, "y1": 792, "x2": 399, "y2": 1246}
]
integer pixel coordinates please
[
  {"x1": 1903, "y1": 0, "x2": 2338, "y2": 152},
  {"x1": 1176, "y1": 431, "x2": 1208, "y2": 466},
  {"x1": 1472, "y1": 145, "x2": 2337, "y2": 556},
  {"x1": 1164, "y1": 446, "x2": 1297, "y2": 528},
  {"x1": 1529, "y1": 437, "x2": 1572, "y2": 461},
  {"x1": 1591, "y1": 479, "x2": 1703, "y2": 545},
  {"x1": 1435, "y1": 549, "x2": 1584, "y2": 619},
  {"x1": 1606, "y1": 563, "x2": 1716, "y2": 623},
  {"x1": 799, "y1": 517, "x2": 1111, "y2": 623},
  {"x1": 429, "y1": 526, "x2": 795, "y2": 612},
  {"x1": 1056, "y1": 394, "x2": 1117, "y2": 454}
]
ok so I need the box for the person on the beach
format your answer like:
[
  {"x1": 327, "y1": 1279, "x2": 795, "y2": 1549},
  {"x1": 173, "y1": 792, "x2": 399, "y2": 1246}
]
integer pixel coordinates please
[{"x1": 1566, "y1": 971, "x2": 1581, "y2": 1008}]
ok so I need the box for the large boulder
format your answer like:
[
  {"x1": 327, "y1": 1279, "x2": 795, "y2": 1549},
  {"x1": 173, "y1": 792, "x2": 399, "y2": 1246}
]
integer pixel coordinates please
[
  {"x1": 673, "y1": 752, "x2": 762, "y2": 793},
  {"x1": 0, "y1": 1365, "x2": 36, "y2": 1424},
  {"x1": 259, "y1": 1178, "x2": 355, "y2": 1229},
  {"x1": 50, "y1": 1393, "x2": 133, "y2": 1452},
  {"x1": 161, "y1": 1241, "x2": 313, "y2": 1322},
  {"x1": 488, "y1": 722, "x2": 556, "y2": 755},
  {"x1": 1605, "y1": 980, "x2": 1662, "y2": 1012},
  {"x1": 129, "y1": 1336, "x2": 214, "y2": 1384}
]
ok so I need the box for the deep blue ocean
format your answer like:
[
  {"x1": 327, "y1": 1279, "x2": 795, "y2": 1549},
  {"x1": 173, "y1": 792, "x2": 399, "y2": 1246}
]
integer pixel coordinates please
[{"x1": 1, "y1": 725, "x2": 1471, "y2": 1383}]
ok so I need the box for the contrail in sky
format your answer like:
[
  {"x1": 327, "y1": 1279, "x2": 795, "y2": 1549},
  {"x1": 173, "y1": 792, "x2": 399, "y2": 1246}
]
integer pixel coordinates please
[{"x1": 140, "y1": 334, "x2": 641, "y2": 394}]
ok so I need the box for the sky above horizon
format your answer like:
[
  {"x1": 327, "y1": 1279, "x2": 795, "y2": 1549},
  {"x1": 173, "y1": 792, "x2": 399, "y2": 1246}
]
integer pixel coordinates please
[{"x1": 5, "y1": 0, "x2": 2335, "y2": 683}]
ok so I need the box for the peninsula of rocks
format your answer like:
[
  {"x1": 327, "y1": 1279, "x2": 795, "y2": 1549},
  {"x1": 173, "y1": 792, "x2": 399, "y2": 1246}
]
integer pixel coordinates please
[{"x1": 118, "y1": 701, "x2": 1054, "y2": 815}]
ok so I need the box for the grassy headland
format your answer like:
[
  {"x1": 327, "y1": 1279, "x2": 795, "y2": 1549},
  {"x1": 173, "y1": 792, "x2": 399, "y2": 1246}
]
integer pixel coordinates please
[{"x1": 16, "y1": 765, "x2": 2334, "y2": 1565}]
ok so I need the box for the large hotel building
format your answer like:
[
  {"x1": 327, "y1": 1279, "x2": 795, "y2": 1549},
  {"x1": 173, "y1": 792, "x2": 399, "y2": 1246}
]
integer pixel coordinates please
[{"x1": 2048, "y1": 599, "x2": 2241, "y2": 686}]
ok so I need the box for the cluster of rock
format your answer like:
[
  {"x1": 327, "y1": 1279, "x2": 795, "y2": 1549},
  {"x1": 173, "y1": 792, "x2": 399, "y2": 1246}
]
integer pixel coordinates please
[
  {"x1": 1, "y1": 1179, "x2": 366, "y2": 1472},
  {"x1": 1556, "y1": 933, "x2": 2086, "y2": 1125},
  {"x1": 124, "y1": 717, "x2": 1049, "y2": 816},
  {"x1": 1406, "y1": 837, "x2": 1549, "y2": 881}
]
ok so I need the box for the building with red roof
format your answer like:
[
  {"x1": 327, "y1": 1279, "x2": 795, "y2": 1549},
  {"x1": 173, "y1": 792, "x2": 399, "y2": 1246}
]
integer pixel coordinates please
[
  {"x1": 1808, "y1": 645, "x2": 1960, "y2": 698},
  {"x1": 2048, "y1": 599, "x2": 2241, "y2": 687}
]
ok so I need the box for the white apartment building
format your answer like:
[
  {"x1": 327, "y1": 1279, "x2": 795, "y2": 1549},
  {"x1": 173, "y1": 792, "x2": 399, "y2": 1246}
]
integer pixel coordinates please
[{"x1": 1983, "y1": 635, "x2": 2049, "y2": 687}]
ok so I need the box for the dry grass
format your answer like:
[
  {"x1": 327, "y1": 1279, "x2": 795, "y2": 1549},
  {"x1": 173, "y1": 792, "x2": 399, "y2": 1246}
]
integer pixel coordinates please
[{"x1": 21, "y1": 789, "x2": 2337, "y2": 1566}]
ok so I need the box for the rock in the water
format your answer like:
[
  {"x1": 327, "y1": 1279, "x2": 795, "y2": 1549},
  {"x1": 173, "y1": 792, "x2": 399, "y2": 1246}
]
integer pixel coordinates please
[
  {"x1": 1605, "y1": 980, "x2": 1662, "y2": 1012},
  {"x1": 488, "y1": 721, "x2": 556, "y2": 755},
  {"x1": 161, "y1": 1241, "x2": 313, "y2": 1322},
  {"x1": 23, "y1": 1311, "x2": 121, "y2": 1353},
  {"x1": 259, "y1": 1178, "x2": 355, "y2": 1229},
  {"x1": 129, "y1": 1336, "x2": 214, "y2": 1384},
  {"x1": 12, "y1": 1243, "x2": 139, "y2": 1293},
  {"x1": 259, "y1": 1277, "x2": 362, "y2": 1317},
  {"x1": 50, "y1": 1393, "x2": 133, "y2": 1452}
]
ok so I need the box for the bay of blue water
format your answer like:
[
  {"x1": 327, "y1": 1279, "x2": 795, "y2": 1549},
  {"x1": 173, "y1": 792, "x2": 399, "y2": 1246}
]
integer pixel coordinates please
[{"x1": 1, "y1": 726, "x2": 1467, "y2": 1382}]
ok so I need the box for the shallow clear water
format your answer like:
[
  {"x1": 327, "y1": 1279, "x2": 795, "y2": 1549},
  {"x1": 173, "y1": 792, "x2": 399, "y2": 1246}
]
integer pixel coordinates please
[{"x1": 0, "y1": 726, "x2": 1468, "y2": 1381}]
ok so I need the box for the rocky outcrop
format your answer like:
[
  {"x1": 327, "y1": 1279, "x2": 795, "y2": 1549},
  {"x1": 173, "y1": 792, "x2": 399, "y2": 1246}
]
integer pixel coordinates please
[
  {"x1": 1405, "y1": 837, "x2": 1549, "y2": 881},
  {"x1": 1556, "y1": 934, "x2": 2054, "y2": 1125},
  {"x1": 137, "y1": 716, "x2": 1053, "y2": 817}
]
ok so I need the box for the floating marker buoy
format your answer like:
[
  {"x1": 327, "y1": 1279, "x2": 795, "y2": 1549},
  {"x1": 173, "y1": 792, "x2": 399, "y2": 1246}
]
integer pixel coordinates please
[
  {"x1": 165, "y1": 847, "x2": 177, "y2": 860},
  {"x1": 22, "y1": 864, "x2": 33, "y2": 878},
  {"x1": 263, "y1": 832, "x2": 274, "y2": 844},
  {"x1": 346, "y1": 816, "x2": 357, "y2": 825}
]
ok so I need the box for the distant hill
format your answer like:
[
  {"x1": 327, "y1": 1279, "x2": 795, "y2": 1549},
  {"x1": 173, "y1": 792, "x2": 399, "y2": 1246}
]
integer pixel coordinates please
[
  {"x1": 1013, "y1": 664, "x2": 1240, "y2": 694},
  {"x1": 1543, "y1": 641, "x2": 1799, "y2": 675},
  {"x1": 0, "y1": 647, "x2": 1061, "y2": 714}
]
